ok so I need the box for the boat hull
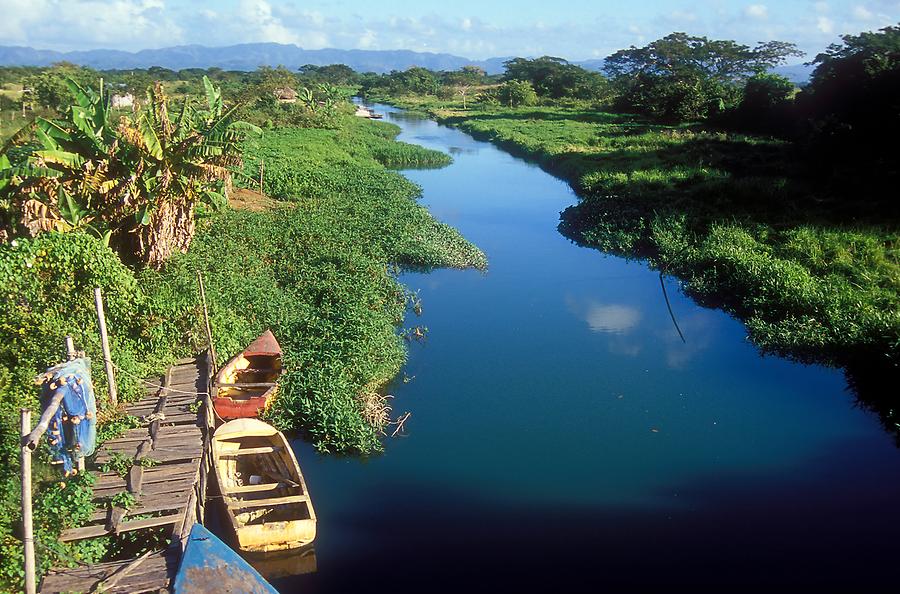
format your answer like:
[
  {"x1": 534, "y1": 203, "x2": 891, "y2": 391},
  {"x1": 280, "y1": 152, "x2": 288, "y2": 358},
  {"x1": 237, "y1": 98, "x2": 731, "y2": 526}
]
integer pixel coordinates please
[
  {"x1": 213, "y1": 330, "x2": 283, "y2": 420},
  {"x1": 212, "y1": 418, "x2": 317, "y2": 553}
]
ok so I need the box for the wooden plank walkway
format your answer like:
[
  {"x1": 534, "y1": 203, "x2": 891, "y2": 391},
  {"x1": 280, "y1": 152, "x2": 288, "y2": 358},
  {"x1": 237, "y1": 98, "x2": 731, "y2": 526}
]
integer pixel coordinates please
[{"x1": 39, "y1": 354, "x2": 214, "y2": 594}]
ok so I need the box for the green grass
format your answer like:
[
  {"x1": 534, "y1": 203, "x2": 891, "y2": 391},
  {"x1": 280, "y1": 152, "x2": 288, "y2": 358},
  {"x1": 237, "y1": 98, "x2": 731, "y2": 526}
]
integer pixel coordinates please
[{"x1": 0, "y1": 113, "x2": 484, "y2": 591}]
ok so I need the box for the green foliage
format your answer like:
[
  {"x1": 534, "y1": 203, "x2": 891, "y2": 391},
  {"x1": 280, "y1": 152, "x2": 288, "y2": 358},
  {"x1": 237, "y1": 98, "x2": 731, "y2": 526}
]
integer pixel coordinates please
[
  {"x1": 0, "y1": 232, "x2": 191, "y2": 591},
  {"x1": 109, "y1": 491, "x2": 137, "y2": 510},
  {"x1": 0, "y1": 76, "x2": 259, "y2": 268},
  {"x1": 729, "y1": 73, "x2": 797, "y2": 134},
  {"x1": 0, "y1": 472, "x2": 111, "y2": 592},
  {"x1": 497, "y1": 80, "x2": 539, "y2": 107},
  {"x1": 100, "y1": 452, "x2": 134, "y2": 478},
  {"x1": 606, "y1": 32, "x2": 802, "y2": 121},
  {"x1": 799, "y1": 23, "x2": 900, "y2": 198},
  {"x1": 503, "y1": 57, "x2": 610, "y2": 101},
  {"x1": 605, "y1": 33, "x2": 803, "y2": 82},
  {"x1": 22, "y1": 63, "x2": 97, "y2": 112},
  {"x1": 742, "y1": 73, "x2": 795, "y2": 111}
]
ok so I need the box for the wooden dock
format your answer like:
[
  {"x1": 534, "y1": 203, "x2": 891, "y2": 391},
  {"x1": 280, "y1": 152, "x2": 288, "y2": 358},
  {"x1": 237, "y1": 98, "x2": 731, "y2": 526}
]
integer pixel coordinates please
[{"x1": 39, "y1": 353, "x2": 214, "y2": 594}]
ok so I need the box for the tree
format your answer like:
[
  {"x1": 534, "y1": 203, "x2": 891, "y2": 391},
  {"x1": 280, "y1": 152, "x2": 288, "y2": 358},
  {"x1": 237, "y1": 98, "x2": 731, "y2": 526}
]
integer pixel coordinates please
[
  {"x1": 23, "y1": 63, "x2": 96, "y2": 111},
  {"x1": 605, "y1": 33, "x2": 803, "y2": 83},
  {"x1": 498, "y1": 80, "x2": 538, "y2": 107},
  {"x1": 605, "y1": 33, "x2": 802, "y2": 121},
  {"x1": 503, "y1": 56, "x2": 608, "y2": 99},
  {"x1": 394, "y1": 67, "x2": 441, "y2": 95},
  {"x1": 298, "y1": 64, "x2": 360, "y2": 86},
  {"x1": 798, "y1": 23, "x2": 900, "y2": 197}
]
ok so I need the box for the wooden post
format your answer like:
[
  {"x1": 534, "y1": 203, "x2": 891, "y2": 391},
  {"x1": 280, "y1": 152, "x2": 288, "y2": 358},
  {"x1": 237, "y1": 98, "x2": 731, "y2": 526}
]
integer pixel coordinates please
[
  {"x1": 197, "y1": 272, "x2": 217, "y2": 374},
  {"x1": 93, "y1": 288, "x2": 118, "y2": 407},
  {"x1": 21, "y1": 409, "x2": 36, "y2": 594},
  {"x1": 259, "y1": 159, "x2": 264, "y2": 194}
]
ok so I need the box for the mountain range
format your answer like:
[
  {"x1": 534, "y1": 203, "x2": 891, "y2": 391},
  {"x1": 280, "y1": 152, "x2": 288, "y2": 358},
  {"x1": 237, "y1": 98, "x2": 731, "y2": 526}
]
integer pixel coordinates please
[{"x1": 0, "y1": 43, "x2": 815, "y2": 83}]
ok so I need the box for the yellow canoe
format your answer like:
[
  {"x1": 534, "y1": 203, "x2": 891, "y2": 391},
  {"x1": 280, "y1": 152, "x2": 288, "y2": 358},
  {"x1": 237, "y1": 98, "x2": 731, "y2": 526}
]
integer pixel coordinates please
[{"x1": 212, "y1": 418, "x2": 317, "y2": 552}]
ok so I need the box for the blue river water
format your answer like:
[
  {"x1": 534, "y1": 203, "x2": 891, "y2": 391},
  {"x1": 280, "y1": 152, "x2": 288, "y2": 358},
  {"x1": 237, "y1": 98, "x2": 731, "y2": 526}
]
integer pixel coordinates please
[{"x1": 275, "y1": 104, "x2": 900, "y2": 592}]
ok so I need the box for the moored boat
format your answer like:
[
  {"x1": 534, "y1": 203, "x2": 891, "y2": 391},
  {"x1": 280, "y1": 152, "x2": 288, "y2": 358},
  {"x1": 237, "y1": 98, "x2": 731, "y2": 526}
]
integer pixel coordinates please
[
  {"x1": 174, "y1": 523, "x2": 278, "y2": 593},
  {"x1": 214, "y1": 330, "x2": 282, "y2": 420},
  {"x1": 212, "y1": 418, "x2": 317, "y2": 552}
]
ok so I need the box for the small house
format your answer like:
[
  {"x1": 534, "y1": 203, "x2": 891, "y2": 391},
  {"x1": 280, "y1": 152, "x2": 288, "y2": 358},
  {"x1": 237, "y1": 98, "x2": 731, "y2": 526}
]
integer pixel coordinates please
[
  {"x1": 273, "y1": 87, "x2": 297, "y2": 103},
  {"x1": 111, "y1": 93, "x2": 135, "y2": 109}
]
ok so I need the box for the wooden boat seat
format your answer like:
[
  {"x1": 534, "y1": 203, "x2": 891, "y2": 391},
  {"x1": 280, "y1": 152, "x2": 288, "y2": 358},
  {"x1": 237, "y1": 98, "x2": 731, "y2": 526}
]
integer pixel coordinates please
[
  {"x1": 223, "y1": 482, "x2": 291, "y2": 494},
  {"x1": 219, "y1": 445, "x2": 284, "y2": 456},
  {"x1": 227, "y1": 494, "x2": 309, "y2": 509},
  {"x1": 217, "y1": 382, "x2": 277, "y2": 388}
]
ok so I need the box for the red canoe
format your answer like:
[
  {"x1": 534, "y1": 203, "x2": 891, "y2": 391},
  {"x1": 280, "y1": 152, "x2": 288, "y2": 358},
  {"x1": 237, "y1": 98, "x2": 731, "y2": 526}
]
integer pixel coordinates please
[{"x1": 214, "y1": 330, "x2": 283, "y2": 421}]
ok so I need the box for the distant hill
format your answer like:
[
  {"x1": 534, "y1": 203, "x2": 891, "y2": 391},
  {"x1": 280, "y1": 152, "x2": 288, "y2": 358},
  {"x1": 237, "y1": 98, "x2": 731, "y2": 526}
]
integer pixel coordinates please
[
  {"x1": 0, "y1": 43, "x2": 511, "y2": 75},
  {"x1": 0, "y1": 44, "x2": 815, "y2": 83},
  {"x1": 770, "y1": 63, "x2": 815, "y2": 84}
]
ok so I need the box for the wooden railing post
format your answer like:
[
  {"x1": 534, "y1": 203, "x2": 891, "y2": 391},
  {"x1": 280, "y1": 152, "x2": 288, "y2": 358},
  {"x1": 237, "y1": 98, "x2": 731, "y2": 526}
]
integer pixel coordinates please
[
  {"x1": 21, "y1": 409, "x2": 36, "y2": 594},
  {"x1": 94, "y1": 288, "x2": 118, "y2": 407},
  {"x1": 197, "y1": 272, "x2": 217, "y2": 374},
  {"x1": 259, "y1": 159, "x2": 264, "y2": 193}
]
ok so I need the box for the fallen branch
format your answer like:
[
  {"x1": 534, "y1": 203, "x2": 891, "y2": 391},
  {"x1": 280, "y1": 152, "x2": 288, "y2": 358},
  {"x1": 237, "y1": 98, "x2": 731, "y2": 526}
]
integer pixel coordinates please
[{"x1": 391, "y1": 412, "x2": 411, "y2": 437}]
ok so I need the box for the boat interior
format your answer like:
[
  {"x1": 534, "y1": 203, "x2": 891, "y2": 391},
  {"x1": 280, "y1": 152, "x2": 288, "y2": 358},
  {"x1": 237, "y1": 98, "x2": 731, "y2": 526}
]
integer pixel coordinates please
[
  {"x1": 217, "y1": 354, "x2": 282, "y2": 401},
  {"x1": 216, "y1": 435, "x2": 313, "y2": 526}
]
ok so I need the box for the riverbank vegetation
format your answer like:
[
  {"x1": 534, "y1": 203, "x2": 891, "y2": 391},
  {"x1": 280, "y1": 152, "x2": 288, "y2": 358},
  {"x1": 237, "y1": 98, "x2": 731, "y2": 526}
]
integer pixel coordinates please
[
  {"x1": 0, "y1": 73, "x2": 482, "y2": 590},
  {"x1": 364, "y1": 26, "x2": 900, "y2": 397}
]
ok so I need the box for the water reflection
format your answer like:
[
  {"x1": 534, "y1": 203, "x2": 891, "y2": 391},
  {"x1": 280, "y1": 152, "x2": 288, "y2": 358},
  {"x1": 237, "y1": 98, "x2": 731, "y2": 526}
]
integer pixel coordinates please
[
  {"x1": 660, "y1": 311, "x2": 716, "y2": 369},
  {"x1": 448, "y1": 146, "x2": 477, "y2": 156},
  {"x1": 566, "y1": 297, "x2": 642, "y2": 334},
  {"x1": 245, "y1": 545, "x2": 317, "y2": 581}
]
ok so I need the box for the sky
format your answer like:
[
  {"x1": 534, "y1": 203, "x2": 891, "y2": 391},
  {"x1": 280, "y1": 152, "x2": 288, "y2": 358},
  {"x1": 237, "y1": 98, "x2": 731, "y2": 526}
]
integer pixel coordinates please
[{"x1": 1, "y1": 0, "x2": 898, "y2": 61}]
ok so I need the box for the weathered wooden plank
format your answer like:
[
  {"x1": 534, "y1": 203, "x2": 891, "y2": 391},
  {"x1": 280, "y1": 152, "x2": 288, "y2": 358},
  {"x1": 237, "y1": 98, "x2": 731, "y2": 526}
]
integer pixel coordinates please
[
  {"x1": 41, "y1": 549, "x2": 176, "y2": 593},
  {"x1": 90, "y1": 497, "x2": 190, "y2": 522},
  {"x1": 219, "y1": 445, "x2": 283, "y2": 456},
  {"x1": 227, "y1": 494, "x2": 309, "y2": 509},
  {"x1": 223, "y1": 482, "x2": 287, "y2": 494},
  {"x1": 95, "y1": 470, "x2": 198, "y2": 493},
  {"x1": 95, "y1": 469, "x2": 198, "y2": 491},
  {"x1": 60, "y1": 512, "x2": 183, "y2": 541}
]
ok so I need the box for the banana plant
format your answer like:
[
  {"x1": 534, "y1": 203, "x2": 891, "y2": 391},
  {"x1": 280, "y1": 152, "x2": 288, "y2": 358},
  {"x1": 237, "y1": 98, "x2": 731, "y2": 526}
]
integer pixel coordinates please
[{"x1": 1, "y1": 76, "x2": 259, "y2": 267}]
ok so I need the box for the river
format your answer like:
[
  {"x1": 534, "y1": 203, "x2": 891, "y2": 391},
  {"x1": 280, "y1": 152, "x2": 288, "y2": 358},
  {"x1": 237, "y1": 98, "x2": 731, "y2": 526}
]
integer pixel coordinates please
[{"x1": 277, "y1": 104, "x2": 900, "y2": 591}]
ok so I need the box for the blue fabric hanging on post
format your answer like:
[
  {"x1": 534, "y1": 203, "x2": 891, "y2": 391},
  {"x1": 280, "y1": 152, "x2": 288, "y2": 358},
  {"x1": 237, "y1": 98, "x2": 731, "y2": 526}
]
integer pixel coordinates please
[{"x1": 39, "y1": 357, "x2": 97, "y2": 474}]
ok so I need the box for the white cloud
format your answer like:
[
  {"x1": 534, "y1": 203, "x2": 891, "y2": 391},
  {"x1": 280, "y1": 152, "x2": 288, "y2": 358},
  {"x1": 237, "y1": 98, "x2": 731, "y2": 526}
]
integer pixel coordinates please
[
  {"x1": 358, "y1": 28, "x2": 377, "y2": 48},
  {"x1": 817, "y1": 16, "x2": 835, "y2": 33},
  {"x1": 853, "y1": 5, "x2": 875, "y2": 19},
  {"x1": 0, "y1": 0, "x2": 183, "y2": 50},
  {"x1": 745, "y1": 4, "x2": 769, "y2": 19},
  {"x1": 239, "y1": 0, "x2": 302, "y2": 45}
]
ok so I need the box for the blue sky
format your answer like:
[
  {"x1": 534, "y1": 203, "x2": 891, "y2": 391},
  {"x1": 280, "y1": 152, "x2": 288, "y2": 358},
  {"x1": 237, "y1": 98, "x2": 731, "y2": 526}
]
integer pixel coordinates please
[{"x1": 1, "y1": 1, "x2": 898, "y2": 61}]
